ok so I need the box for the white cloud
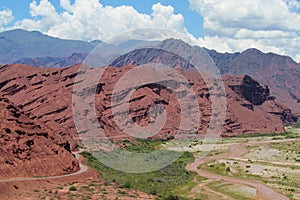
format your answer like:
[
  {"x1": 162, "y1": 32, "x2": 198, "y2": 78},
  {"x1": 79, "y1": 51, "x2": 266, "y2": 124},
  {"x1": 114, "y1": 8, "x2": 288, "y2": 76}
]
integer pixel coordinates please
[
  {"x1": 285, "y1": 0, "x2": 300, "y2": 10},
  {"x1": 189, "y1": 0, "x2": 300, "y2": 62},
  {"x1": 10, "y1": 0, "x2": 192, "y2": 42},
  {"x1": 190, "y1": 0, "x2": 300, "y2": 34},
  {"x1": 235, "y1": 29, "x2": 297, "y2": 39},
  {"x1": 0, "y1": 9, "x2": 14, "y2": 31}
]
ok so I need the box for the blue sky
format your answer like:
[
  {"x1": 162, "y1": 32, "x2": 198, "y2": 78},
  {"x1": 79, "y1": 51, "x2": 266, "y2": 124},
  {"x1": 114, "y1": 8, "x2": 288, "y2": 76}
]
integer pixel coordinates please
[
  {"x1": 0, "y1": 0, "x2": 300, "y2": 61},
  {"x1": 0, "y1": 0, "x2": 204, "y2": 37}
]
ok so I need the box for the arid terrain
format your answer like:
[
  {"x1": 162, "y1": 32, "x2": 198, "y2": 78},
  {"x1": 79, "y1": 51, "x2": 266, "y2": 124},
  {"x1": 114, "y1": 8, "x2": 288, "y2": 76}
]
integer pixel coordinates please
[
  {"x1": 0, "y1": 33, "x2": 299, "y2": 200},
  {"x1": 0, "y1": 127, "x2": 299, "y2": 199},
  {"x1": 0, "y1": 62, "x2": 299, "y2": 199}
]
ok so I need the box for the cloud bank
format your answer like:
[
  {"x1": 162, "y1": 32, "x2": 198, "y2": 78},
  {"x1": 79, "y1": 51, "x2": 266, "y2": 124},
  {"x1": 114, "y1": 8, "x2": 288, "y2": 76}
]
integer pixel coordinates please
[
  {"x1": 0, "y1": 9, "x2": 14, "y2": 31},
  {"x1": 189, "y1": 0, "x2": 300, "y2": 61},
  {"x1": 10, "y1": 0, "x2": 191, "y2": 42}
]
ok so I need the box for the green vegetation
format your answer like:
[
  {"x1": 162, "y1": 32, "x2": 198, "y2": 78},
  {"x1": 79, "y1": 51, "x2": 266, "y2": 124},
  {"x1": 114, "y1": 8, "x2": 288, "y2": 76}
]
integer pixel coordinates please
[
  {"x1": 172, "y1": 179, "x2": 196, "y2": 197},
  {"x1": 230, "y1": 132, "x2": 294, "y2": 138},
  {"x1": 69, "y1": 186, "x2": 77, "y2": 191},
  {"x1": 201, "y1": 159, "x2": 300, "y2": 199},
  {"x1": 80, "y1": 185, "x2": 95, "y2": 193},
  {"x1": 82, "y1": 149, "x2": 196, "y2": 199},
  {"x1": 270, "y1": 141, "x2": 300, "y2": 151},
  {"x1": 124, "y1": 138, "x2": 166, "y2": 153},
  {"x1": 293, "y1": 122, "x2": 300, "y2": 128},
  {"x1": 207, "y1": 181, "x2": 255, "y2": 200},
  {"x1": 200, "y1": 162, "x2": 229, "y2": 175}
]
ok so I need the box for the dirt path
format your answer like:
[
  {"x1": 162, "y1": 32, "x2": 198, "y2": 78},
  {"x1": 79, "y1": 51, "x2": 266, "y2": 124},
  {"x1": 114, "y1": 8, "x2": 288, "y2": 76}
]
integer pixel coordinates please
[
  {"x1": 0, "y1": 149, "x2": 88, "y2": 183},
  {"x1": 186, "y1": 138, "x2": 299, "y2": 200}
]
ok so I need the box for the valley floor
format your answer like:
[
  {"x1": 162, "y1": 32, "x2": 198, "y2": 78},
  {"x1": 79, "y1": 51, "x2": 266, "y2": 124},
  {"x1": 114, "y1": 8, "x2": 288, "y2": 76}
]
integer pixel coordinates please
[
  {"x1": 0, "y1": 127, "x2": 299, "y2": 200},
  {"x1": 166, "y1": 127, "x2": 300, "y2": 200}
]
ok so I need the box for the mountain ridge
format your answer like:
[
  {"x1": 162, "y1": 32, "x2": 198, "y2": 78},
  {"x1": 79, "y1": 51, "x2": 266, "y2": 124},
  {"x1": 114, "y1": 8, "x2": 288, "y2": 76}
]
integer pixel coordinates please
[
  {"x1": 109, "y1": 38, "x2": 300, "y2": 115},
  {"x1": 1, "y1": 29, "x2": 299, "y2": 65},
  {"x1": 1, "y1": 30, "x2": 299, "y2": 115},
  {"x1": 0, "y1": 29, "x2": 96, "y2": 64}
]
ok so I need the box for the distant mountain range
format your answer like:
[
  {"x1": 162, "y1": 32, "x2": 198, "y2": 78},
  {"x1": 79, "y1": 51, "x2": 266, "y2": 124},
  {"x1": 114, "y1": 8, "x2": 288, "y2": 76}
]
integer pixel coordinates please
[
  {"x1": 0, "y1": 29, "x2": 96, "y2": 64},
  {"x1": 108, "y1": 39, "x2": 300, "y2": 115},
  {"x1": 0, "y1": 29, "x2": 299, "y2": 115}
]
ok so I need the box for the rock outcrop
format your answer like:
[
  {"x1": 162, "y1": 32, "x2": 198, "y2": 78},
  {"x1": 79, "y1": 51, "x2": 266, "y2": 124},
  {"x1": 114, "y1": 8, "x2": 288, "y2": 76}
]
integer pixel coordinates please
[
  {"x1": 0, "y1": 97, "x2": 79, "y2": 178},
  {"x1": 207, "y1": 47, "x2": 300, "y2": 115},
  {"x1": 0, "y1": 64, "x2": 295, "y2": 141},
  {"x1": 107, "y1": 38, "x2": 300, "y2": 116},
  {"x1": 223, "y1": 75, "x2": 296, "y2": 134}
]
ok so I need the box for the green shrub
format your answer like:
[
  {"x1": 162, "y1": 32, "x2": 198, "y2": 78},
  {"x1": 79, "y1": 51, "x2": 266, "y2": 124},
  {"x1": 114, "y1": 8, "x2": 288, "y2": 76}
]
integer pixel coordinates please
[
  {"x1": 293, "y1": 122, "x2": 300, "y2": 128},
  {"x1": 164, "y1": 195, "x2": 180, "y2": 200},
  {"x1": 69, "y1": 186, "x2": 77, "y2": 191},
  {"x1": 150, "y1": 190, "x2": 157, "y2": 195},
  {"x1": 122, "y1": 181, "x2": 131, "y2": 189}
]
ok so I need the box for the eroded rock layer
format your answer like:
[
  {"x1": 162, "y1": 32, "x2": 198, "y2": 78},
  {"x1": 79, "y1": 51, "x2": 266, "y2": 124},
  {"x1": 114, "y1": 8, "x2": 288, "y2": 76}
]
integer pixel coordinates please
[
  {"x1": 0, "y1": 97, "x2": 79, "y2": 178},
  {"x1": 0, "y1": 64, "x2": 295, "y2": 143}
]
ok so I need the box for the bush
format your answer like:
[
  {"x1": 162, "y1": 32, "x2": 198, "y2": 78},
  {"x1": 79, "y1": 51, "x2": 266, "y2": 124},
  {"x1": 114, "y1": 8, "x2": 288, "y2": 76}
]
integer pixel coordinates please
[
  {"x1": 164, "y1": 195, "x2": 180, "y2": 200},
  {"x1": 122, "y1": 181, "x2": 131, "y2": 189},
  {"x1": 69, "y1": 186, "x2": 77, "y2": 191},
  {"x1": 150, "y1": 190, "x2": 157, "y2": 195}
]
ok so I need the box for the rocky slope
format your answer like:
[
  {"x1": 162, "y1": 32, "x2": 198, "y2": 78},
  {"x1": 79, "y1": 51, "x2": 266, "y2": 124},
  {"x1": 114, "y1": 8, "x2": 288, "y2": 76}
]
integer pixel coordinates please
[
  {"x1": 207, "y1": 48, "x2": 300, "y2": 114},
  {"x1": 4, "y1": 32, "x2": 298, "y2": 116},
  {"x1": 0, "y1": 64, "x2": 295, "y2": 143},
  {"x1": 109, "y1": 39, "x2": 300, "y2": 116},
  {"x1": 97, "y1": 67, "x2": 295, "y2": 136},
  {"x1": 0, "y1": 97, "x2": 79, "y2": 178},
  {"x1": 0, "y1": 64, "x2": 80, "y2": 148},
  {"x1": 222, "y1": 75, "x2": 297, "y2": 134}
]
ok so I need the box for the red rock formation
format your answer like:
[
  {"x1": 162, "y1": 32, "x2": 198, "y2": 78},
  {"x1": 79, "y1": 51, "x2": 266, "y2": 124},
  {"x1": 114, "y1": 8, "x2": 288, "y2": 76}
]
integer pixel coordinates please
[
  {"x1": 0, "y1": 64, "x2": 79, "y2": 148},
  {"x1": 95, "y1": 67, "x2": 291, "y2": 137},
  {"x1": 222, "y1": 75, "x2": 294, "y2": 135},
  {"x1": 0, "y1": 97, "x2": 79, "y2": 178},
  {"x1": 0, "y1": 64, "x2": 294, "y2": 141}
]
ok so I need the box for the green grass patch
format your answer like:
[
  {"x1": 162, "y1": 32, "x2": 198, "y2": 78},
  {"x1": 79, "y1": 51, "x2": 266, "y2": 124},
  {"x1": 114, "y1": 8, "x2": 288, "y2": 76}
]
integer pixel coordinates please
[
  {"x1": 293, "y1": 122, "x2": 300, "y2": 128},
  {"x1": 200, "y1": 162, "x2": 228, "y2": 174},
  {"x1": 270, "y1": 141, "x2": 300, "y2": 151},
  {"x1": 230, "y1": 132, "x2": 294, "y2": 138},
  {"x1": 172, "y1": 179, "x2": 196, "y2": 197},
  {"x1": 207, "y1": 181, "x2": 255, "y2": 200},
  {"x1": 125, "y1": 138, "x2": 166, "y2": 153},
  {"x1": 82, "y1": 150, "x2": 196, "y2": 199}
]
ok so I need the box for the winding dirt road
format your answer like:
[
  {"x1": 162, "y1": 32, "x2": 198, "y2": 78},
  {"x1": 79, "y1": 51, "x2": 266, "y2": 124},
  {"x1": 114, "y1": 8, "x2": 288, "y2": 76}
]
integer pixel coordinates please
[
  {"x1": 0, "y1": 149, "x2": 88, "y2": 183},
  {"x1": 186, "y1": 138, "x2": 300, "y2": 200}
]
